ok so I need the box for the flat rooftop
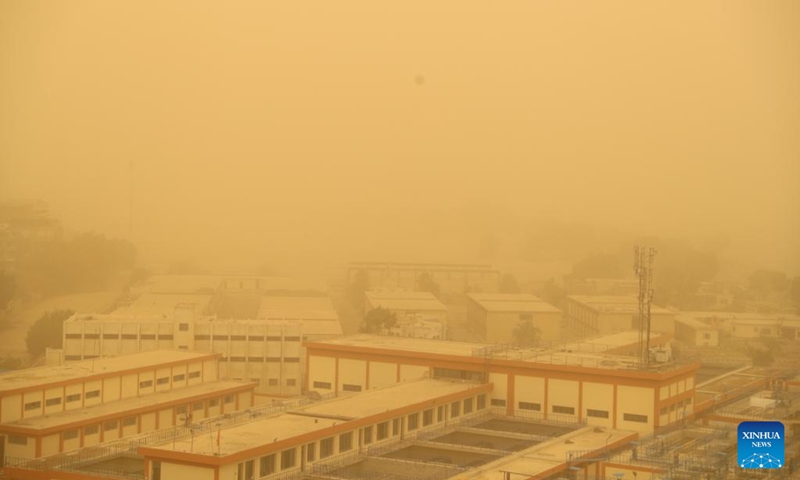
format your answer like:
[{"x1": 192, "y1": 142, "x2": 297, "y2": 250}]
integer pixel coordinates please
[
  {"x1": 674, "y1": 315, "x2": 717, "y2": 329},
  {"x1": 365, "y1": 291, "x2": 447, "y2": 312},
  {"x1": 553, "y1": 331, "x2": 671, "y2": 353},
  {"x1": 468, "y1": 293, "x2": 561, "y2": 313},
  {"x1": 146, "y1": 379, "x2": 485, "y2": 457},
  {"x1": 567, "y1": 295, "x2": 673, "y2": 315},
  {"x1": 676, "y1": 311, "x2": 800, "y2": 323},
  {"x1": 458, "y1": 426, "x2": 638, "y2": 480},
  {"x1": 2, "y1": 381, "x2": 252, "y2": 431},
  {"x1": 115, "y1": 293, "x2": 213, "y2": 316},
  {"x1": 0, "y1": 350, "x2": 215, "y2": 394}
]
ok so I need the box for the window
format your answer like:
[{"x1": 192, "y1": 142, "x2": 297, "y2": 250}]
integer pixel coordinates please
[
  {"x1": 339, "y1": 432, "x2": 353, "y2": 452},
  {"x1": 63, "y1": 430, "x2": 78, "y2": 440},
  {"x1": 193, "y1": 402, "x2": 205, "y2": 412},
  {"x1": 451, "y1": 401, "x2": 461, "y2": 418},
  {"x1": 248, "y1": 335, "x2": 265, "y2": 341},
  {"x1": 703, "y1": 333, "x2": 711, "y2": 339},
  {"x1": 281, "y1": 449, "x2": 296, "y2": 469},
  {"x1": 285, "y1": 336, "x2": 301, "y2": 341},
  {"x1": 519, "y1": 402, "x2": 541, "y2": 411},
  {"x1": 66, "y1": 393, "x2": 81, "y2": 403},
  {"x1": 46, "y1": 397, "x2": 62, "y2": 407},
  {"x1": 159, "y1": 334, "x2": 174, "y2": 340},
  {"x1": 173, "y1": 374, "x2": 185, "y2": 382},
  {"x1": 230, "y1": 335, "x2": 247, "y2": 341},
  {"x1": 407, "y1": 413, "x2": 419, "y2": 431},
  {"x1": 477, "y1": 394, "x2": 486, "y2": 410},
  {"x1": 320, "y1": 437, "x2": 334, "y2": 458},
  {"x1": 363, "y1": 426, "x2": 373, "y2": 445},
  {"x1": 242, "y1": 460, "x2": 255, "y2": 480},
  {"x1": 377, "y1": 422, "x2": 389, "y2": 440},
  {"x1": 225, "y1": 395, "x2": 235, "y2": 404},
  {"x1": 313, "y1": 381, "x2": 332, "y2": 390},
  {"x1": 212, "y1": 335, "x2": 228, "y2": 341},
  {"x1": 552, "y1": 405, "x2": 575, "y2": 415},
  {"x1": 491, "y1": 399, "x2": 506, "y2": 407},
  {"x1": 84, "y1": 333, "x2": 100, "y2": 339},
  {"x1": 188, "y1": 371, "x2": 201, "y2": 379},
  {"x1": 587, "y1": 409, "x2": 609, "y2": 419},
  {"x1": 266, "y1": 357, "x2": 281, "y2": 362},
  {"x1": 85, "y1": 390, "x2": 100, "y2": 399},
  {"x1": 24, "y1": 401, "x2": 41, "y2": 411},
  {"x1": 156, "y1": 377, "x2": 170, "y2": 385},
  {"x1": 306, "y1": 442, "x2": 316, "y2": 462},
  {"x1": 260, "y1": 455, "x2": 276, "y2": 476},
  {"x1": 121, "y1": 334, "x2": 137, "y2": 340},
  {"x1": 140, "y1": 334, "x2": 156, "y2": 340},
  {"x1": 8, "y1": 436, "x2": 27, "y2": 445},
  {"x1": 423, "y1": 409, "x2": 434, "y2": 426},
  {"x1": 248, "y1": 357, "x2": 264, "y2": 362},
  {"x1": 286, "y1": 379, "x2": 297, "y2": 387},
  {"x1": 392, "y1": 418, "x2": 400, "y2": 436},
  {"x1": 660, "y1": 407, "x2": 668, "y2": 415},
  {"x1": 176, "y1": 405, "x2": 187, "y2": 415},
  {"x1": 139, "y1": 380, "x2": 153, "y2": 389},
  {"x1": 179, "y1": 323, "x2": 189, "y2": 331},
  {"x1": 464, "y1": 398, "x2": 474, "y2": 414},
  {"x1": 623, "y1": 413, "x2": 649, "y2": 423},
  {"x1": 209, "y1": 399, "x2": 220, "y2": 407},
  {"x1": 269, "y1": 379, "x2": 279, "y2": 386},
  {"x1": 266, "y1": 336, "x2": 282, "y2": 341},
  {"x1": 65, "y1": 333, "x2": 82, "y2": 339},
  {"x1": 84, "y1": 425, "x2": 99, "y2": 436},
  {"x1": 104, "y1": 420, "x2": 118, "y2": 431},
  {"x1": 285, "y1": 357, "x2": 300, "y2": 363},
  {"x1": 103, "y1": 333, "x2": 119, "y2": 339},
  {"x1": 194, "y1": 334, "x2": 211, "y2": 340},
  {"x1": 123, "y1": 416, "x2": 137, "y2": 427}
]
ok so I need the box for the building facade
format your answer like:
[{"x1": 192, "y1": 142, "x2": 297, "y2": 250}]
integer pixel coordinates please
[
  {"x1": 565, "y1": 295, "x2": 676, "y2": 337},
  {"x1": 465, "y1": 293, "x2": 562, "y2": 343},
  {"x1": 365, "y1": 291, "x2": 448, "y2": 339},
  {"x1": 348, "y1": 262, "x2": 500, "y2": 295}
]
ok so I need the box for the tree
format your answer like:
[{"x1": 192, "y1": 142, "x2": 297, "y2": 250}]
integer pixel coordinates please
[
  {"x1": 349, "y1": 269, "x2": 370, "y2": 310},
  {"x1": 359, "y1": 307, "x2": 398, "y2": 334},
  {"x1": 26, "y1": 309, "x2": 74, "y2": 358},
  {"x1": 499, "y1": 274, "x2": 521, "y2": 294},
  {"x1": 512, "y1": 320, "x2": 540, "y2": 347},
  {"x1": 417, "y1": 273, "x2": 441, "y2": 298}
]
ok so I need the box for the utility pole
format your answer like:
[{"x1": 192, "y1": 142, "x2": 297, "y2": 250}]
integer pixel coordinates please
[{"x1": 634, "y1": 245, "x2": 657, "y2": 366}]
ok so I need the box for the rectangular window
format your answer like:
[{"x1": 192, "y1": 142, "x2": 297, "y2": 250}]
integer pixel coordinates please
[
  {"x1": 451, "y1": 401, "x2": 461, "y2": 418},
  {"x1": 8, "y1": 436, "x2": 27, "y2": 445},
  {"x1": 464, "y1": 398, "x2": 474, "y2": 414},
  {"x1": 491, "y1": 399, "x2": 506, "y2": 407},
  {"x1": 306, "y1": 442, "x2": 316, "y2": 462},
  {"x1": 121, "y1": 334, "x2": 137, "y2": 340},
  {"x1": 66, "y1": 393, "x2": 81, "y2": 403},
  {"x1": 280, "y1": 449, "x2": 296, "y2": 470},
  {"x1": 342, "y1": 384, "x2": 362, "y2": 392},
  {"x1": 313, "y1": 381, "x2": 332, "y2": 390},
  {"x1": 84, "y1": 425, "x2": 99, "y2": 436},
  {"x1": 45, "y1": 397, "x2": 62, "y2": 407},
  {"x1": 212, "y1": 335, "x2": 228, "y2": 341},
  {"x1": 84, "y1": 333, "x2": 100, "y2": 339},
  {"x1": 123, "y1": 416, "x2": 137, "y2": 427},
  {"x1": 284, "y1": 357, "x2": 300, "y2": 363},
  {"x1": 285, "y1": 336, "x2": 301, "y2": 341},
  {"x1": 229, "y1": 356, "x2": 246, "y2": 362},
  {"x1": 339, "y1": 432, "x2": 353, "y2": 452},
  {"x1": 176, "y1": 405, "x2": 187, "y2": 415},
  {"x1": 660, "y1": 407, "x2": 668, "y2": 415},
  {"x1": 286, "y1": 379, "x2": 297, "y2": 387},
  {"x1": 266, "y1": 357, "x2": 281, "y2": 363},
  {"x1": 156, "y1": 377, "x2": 169, "y2": 385},
  {"x1": 194, "y1": 334, "x2": 211, "y2": 341},
  {"x1": 139, "y1": 380, "x2": 153, "y2": 389},
  {"x1": 173, "y1": 374, "x2": 185, "y2": 382},
  {"x1": 243, "y1": 460, "x2": 254, "y2": 480},
  {"x1": 423, "y1": 409, "x2": 433, "y2": 426},
  {"x1": 179, "y1": 323, "x2": 189, "y2": 331},
  {"x1": 320, "y1": 437, "x2": 334, "y2": 458},
  {"x1": 209, "y1": 399, "x2": 220, "y2": 407},
  {"x1": 193, "y1": 402, "x2": 205, "y2": 412},
  {"x1": 230, "y1": 335, "x2": 247, "y2": 341},
  {"x1": 248, "y1": 335, "x2": 265, "y2": 342},
  {"x1": 477, "y1": 394, "x2": 486, "y2": 410},
  {"x1": 266, "y1": 336, "x2": 282, "y2": 341},
  {"x1": 259, "y1": 455, "x2": 276, "y2": 476},
  {"x1": 63, "y1": 430, "x2": 78, "y2": 440},
  {"x1": 587, "y1": 409, "x2": 609, "y2": 419},
  {"x1": 85, "y1": 390, "x2": 100, "y2": 399},
  {"x1": 407, "y1": 413, "x2": 419, "y2": 431},
  {"x1": 225, "y1": 395, "x2": 235, "y2": 404},
  {"x1": 248, "y1": 357, "x2": 264, "y2": 363},
  {"x1": 269, "y1": 379, "x2": 279, "y2": 386},
  {"x1": 159, "y1": 334, "x2": 174, "y2": 340},
  {"x1": 363, "y1": 426, "x2": 373, "y2": 445},
  {"x1": 65, "y1": 333, "x2": 82, "y2": 339},
  {"x1": 552, "y1": 405, "x2": 575, "y2": 415},
  {"x1": 103, "y1": 333, "x2": 119, "y2": 339},
  {"x1": 519, "y1": 402, "x2": 541, "y2": 411},
  {"x1": 24, "y1": 401, "x2": 41, "y2": 411},
  {"x1": 140, "y1": 334, "x2": 156, "y2": 340},
  {"x1": 104, "y1": 420, "x2": 119, "y2": 431},
  {"x1": 188, "y1": 371, "x2": 201, "y2": 379},
  {"x1": 377, "y1": 422, "x2": 389, "y2": 440},
  {"x1": 623, "y1": 413, "x2": 649, "y2": 423}
]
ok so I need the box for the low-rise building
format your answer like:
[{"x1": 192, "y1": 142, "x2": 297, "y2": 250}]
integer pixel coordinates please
[
  {"x1": 0, "y1": 350, "x2": 255, "y2": 460},
  {"x1": 348, "y1": 261, "x2": 500, "y2": 294},
  {"x1": 466, "y1": 293, "x2": 562, "y2": 343},
  {"x1": 565, "y1": 295, "x2": 676, "y2": 337},
  {"x1": 674, "y1": 314, "x2": 720, "y2": 347},
  {"x1": 304, "y1": 334, "x2": 699, "y2": 434},
  {"x1": 365, "y1": 291, "x2": 448, "y2": 339}
]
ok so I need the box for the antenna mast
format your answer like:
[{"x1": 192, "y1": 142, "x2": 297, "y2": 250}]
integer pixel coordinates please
[{"x1": 634, "y1": 245, "x2": 657, "y2": 365}]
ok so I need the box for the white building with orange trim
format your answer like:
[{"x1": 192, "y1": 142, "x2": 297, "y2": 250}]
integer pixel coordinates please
[
  {"x1": 304, "y1": 334, "x2": 699, "y2": 434},
  {"x1": 0, "y1": 350, "x2": 256, "y2": 461}
]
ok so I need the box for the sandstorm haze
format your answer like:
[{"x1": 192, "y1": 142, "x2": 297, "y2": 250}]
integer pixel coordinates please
[{"x1": 1, "y1": 1, "x2": 798, "y2": 277}]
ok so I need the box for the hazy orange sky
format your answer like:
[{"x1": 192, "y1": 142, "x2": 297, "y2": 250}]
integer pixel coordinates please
[{"x1": 1, "y1": 1, "x2": 798, "y2": 276}]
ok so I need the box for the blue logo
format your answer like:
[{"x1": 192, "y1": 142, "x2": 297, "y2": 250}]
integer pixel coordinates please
[{"x1": 738, "y1": 421, "x2": 784, "y2": 469}]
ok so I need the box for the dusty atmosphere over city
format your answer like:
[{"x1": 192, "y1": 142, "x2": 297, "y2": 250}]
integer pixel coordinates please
[{"x1": 0, "y1": 2, "x2": 799, "y2": 480}]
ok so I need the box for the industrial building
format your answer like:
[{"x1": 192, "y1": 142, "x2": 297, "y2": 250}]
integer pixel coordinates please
[
  {"x1": 364, "y1": 291, "x2": 448, "y2": 339},
  {"x1": 0, "y1": 350, "x2": 255, "y2": 461},
  {"x1": 564, "y1": 295, "x2": 676, "y2": 337},
  {"x1": 674, "y1": 314, "x2": 720, "y2": 347},
  {"x1": 348, "y1": 262, "x2": 500, "y2": 295},
  {"x1": 465, "y1": 293, "x2": 562, "y2": 344},
  {"x1": 304, "y1": 333, "x2": 699, "y2": 434}
]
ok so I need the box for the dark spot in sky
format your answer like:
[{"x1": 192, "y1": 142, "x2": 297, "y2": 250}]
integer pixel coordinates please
[{"x1": 415, "y1": 75, "x2": 425, "y2": 86}]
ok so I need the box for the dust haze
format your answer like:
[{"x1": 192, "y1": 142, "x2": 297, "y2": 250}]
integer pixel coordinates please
[{"x1": 1, "y1": 0, "x2": 798, "y2": 278}]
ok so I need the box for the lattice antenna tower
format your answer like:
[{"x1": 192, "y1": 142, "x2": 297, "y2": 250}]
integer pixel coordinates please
[{"x1": 634, "y1": 245, "x2": 657, "y2": 365}]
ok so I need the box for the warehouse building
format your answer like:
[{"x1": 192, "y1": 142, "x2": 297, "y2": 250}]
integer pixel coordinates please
[
  {"x1": 0, "y1": 350, "x2": 255, "y2": 461},
  {"x1": 304, "y1": 334, "x2": 699, "y2": 434},
  {"x1": 348, "y1": 261, "x2": 500, "y2": 294},
  {"x1": 674, "y1": 314, "x2": 720, "y2": 347},
  {"x1": 465, "y1": 293, "x2": 562, "y2": 343},
  {"x1": 565, "y1": 295, "x2": 676, "y2": 337},
  {"x1": 364, "y1": 291, "x2": 448, "y2": 339}
]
